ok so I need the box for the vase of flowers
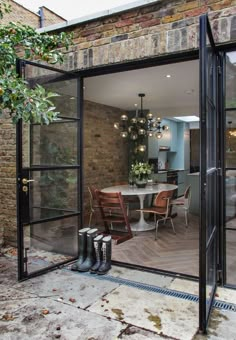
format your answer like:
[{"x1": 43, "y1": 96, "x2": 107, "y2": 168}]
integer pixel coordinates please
[{"x1": 130, "y1": 162, "x2": 153, "y2": 188}]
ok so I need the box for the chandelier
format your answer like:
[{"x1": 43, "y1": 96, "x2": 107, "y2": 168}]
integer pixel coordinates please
[{"x1": 114, "y1": 94, "x2": 169, "y2": 150}]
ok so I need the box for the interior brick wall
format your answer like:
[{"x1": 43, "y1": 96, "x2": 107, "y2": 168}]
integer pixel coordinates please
[{"x1": 83, "y1": 100, "x2": 128, "y2": 223}]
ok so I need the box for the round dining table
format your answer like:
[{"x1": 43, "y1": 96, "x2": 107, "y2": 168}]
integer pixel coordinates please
[{"x1": 102, "y1": 183, "x2": 178, "y2": 232}]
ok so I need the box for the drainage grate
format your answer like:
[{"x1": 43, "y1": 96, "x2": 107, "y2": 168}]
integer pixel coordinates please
[{"x1": 64, "y1": 267, "x2": 236, "y2": 312}]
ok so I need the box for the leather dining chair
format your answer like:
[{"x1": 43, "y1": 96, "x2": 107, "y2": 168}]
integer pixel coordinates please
[
  {"x1": 137, "y1": 189, "x2": 175, "y2": 240},
  {"x1": 171, "y1": 185, "x2": 191, "y2": 227}
]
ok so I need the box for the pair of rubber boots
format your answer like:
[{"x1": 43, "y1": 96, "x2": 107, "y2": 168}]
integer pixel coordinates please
[{"x1": 71, "y1": 228, "x2": 112, "y2": 275}]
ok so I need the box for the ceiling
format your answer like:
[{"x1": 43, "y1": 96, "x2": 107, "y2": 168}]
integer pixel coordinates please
[{"x1": 84, "y1": 59, "x2": 199, "y2": 119}]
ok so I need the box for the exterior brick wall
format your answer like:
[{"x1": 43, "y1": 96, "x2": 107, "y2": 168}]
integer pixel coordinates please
[
  {"x1": 1, "y1": 0, "x2": 236, "y2": 247},
  {"x1": 0, "y1": 116, "x2": 16, "y2": 247},
  {"x1": 0, "y1": 0, "x2": 66, "y2": 28},
  {"x1": 55, "y1": 0, "x2": 236, "y2": 71},
  {"x1": 40, "y1": 6, "x2": 66, "y2": 28}
]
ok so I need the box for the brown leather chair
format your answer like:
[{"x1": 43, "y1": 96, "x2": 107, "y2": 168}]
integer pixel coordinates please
[
  {"x1": 137, "y1": 190, "x2": 175, "y2": 240},
  {"x1": 95, "y1": 190, "x2": 133, "y2": 244}
]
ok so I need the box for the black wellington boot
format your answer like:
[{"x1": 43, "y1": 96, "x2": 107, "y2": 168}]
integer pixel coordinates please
[
  {"x1": 77, "y1": 228, "x2": 98, "y2": 272},
  {"x1": 97, "y1": 235, "x2": 112, "y2": 275},
  {"x1": 90, "y1": 235, "x2": 103, "y2": 274},
  {"x1": 71, "y1": 228, "x2": 90, "y2": 271}
]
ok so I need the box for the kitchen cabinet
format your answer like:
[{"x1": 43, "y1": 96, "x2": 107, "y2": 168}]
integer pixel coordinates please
[
  {"x1": 152, "y1": 172, "x2": 167, "y2": 183},
  {"x1": 148, "y1": 119, "x2": 177, "y2": 158},
  {"x1": 177, "y1": 170, "x2": 189, "y2": 196},
  {"x1": 168, "y1": 122, "x2": 190, "y2": 170}
]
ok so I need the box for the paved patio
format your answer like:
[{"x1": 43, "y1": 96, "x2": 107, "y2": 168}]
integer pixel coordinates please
[{"x1": 1, "y1": 253, "x2": 236, "y2": 340}]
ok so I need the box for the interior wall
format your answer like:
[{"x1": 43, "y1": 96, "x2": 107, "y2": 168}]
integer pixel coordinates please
[{"x1": 83, "y1": 100, "x2": 128, "y2": 223}]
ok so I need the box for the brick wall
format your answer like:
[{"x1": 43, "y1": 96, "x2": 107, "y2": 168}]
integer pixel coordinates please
[
  {"x1": 83, "y1": 100, "x2": 128, "y2": 222},
  {"x1": 0, "y1": 116, "x2": 16, "y2": 247},
  {"x1": 1, "y1": 0, "x2": 39, "y2": 28},
  {"x1": 0, "y1": 0, "x2": 66, "y2": 28},
  {"x1": 40, "y1": 6, "x2": 66, "y2": 28},
  {"x1": 57, "y1": 0, "x2": 236, "y2": 71}
]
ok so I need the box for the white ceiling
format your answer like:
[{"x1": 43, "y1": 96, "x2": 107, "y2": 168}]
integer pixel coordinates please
[{"x1": 84, "y1": 59, "x2": 199, "y2": 118}]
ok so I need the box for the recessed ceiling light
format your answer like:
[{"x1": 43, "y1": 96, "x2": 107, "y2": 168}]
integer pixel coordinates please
[
  {"x1": 166, "y1": 74, "x2": 171, "y2": 78},
  {"x1": 174, "y1": 116, "x2": 199, "y2": 122}
]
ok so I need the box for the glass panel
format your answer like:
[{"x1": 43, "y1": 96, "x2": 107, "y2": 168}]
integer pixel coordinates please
[
  {"x1": 226, "y1": 230, "x2": 236, "y2": 285},
  {"x1": 206, "y1": 238, "x2": 216, "y2": 315},
  {"x1": 226, "y1": 52, "x2": 236, "y2": 108},
  {"x1": 225, "y1": 170, "x2": 236, "y2": 223},
  {"x1": 24, "y1": 64, "x2": 78, "y2": 119},
  {"x1": 206, "y1": 171, "x2": 217, "y2": 239},
  {"x1": 29, "y1": 169, "x2": 79, "y2": 221},
  {"x1": 226, "y1": 111, "x2": 236, "y2": 167},
  {"x1": 31, "y1": 121, "x2": 79, "y2": 166},
  {"x1": 23, "y1": 216, "x2": 79, "y2": 274}
]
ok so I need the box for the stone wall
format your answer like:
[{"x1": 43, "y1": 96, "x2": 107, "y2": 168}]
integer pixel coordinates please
[{"x1": 40, "y1": 6, "x2": 66, "y2": 28}]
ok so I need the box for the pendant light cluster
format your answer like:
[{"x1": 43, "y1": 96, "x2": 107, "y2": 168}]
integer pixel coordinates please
[{"x1": 114, "y1": 93, "x2": 169, "y2": 151}]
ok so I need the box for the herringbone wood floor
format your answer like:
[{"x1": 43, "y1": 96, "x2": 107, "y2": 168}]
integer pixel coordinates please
[{"x1": 112, "y1": 210, "x2": 199, "y2": 277}]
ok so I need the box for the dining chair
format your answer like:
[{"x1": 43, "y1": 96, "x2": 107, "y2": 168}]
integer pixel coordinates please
[
  {"x1": 171, "y1": 185, "x2": 191, "y2": 227},
  {"x1": 137, "y1": 190, "x2": 175, "y2": 240},
  {"x1": 113, "y1": 182, "x2": 139, "y2": 215},
  {"x1": 95, "y1": 190, "x2": 133, "y2": 244},
  {"x1": 88, "y1": 186, "x2": 100, "y2": 227}
]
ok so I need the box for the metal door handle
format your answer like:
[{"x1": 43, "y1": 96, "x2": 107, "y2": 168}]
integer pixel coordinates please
[{"x1": 22, "y1": 178, "x2": 35, "y2": 185}]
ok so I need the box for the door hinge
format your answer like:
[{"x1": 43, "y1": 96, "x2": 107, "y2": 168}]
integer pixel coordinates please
[
  {"x1": 217, "y1": 168, "x2": 222, "y2": 177},
  {"x1": 217, "y1": 265, "x2": 223, "y2": 284},
  {"x1": 23, "y1": 247, "x2": 29, "y2": 276}
]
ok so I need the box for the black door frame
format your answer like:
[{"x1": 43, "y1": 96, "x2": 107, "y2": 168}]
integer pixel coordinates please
[{"x1": 16, "y1": 59, "x2": 83, "y2": 280}]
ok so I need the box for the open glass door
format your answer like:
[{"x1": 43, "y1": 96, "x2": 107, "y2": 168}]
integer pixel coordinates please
[
  {"x1": 16, "y1": 59, "x2": 82, "y2": 280},
  {"x1": 199, "y1": 14, "x2": 222, "y2": 332}
]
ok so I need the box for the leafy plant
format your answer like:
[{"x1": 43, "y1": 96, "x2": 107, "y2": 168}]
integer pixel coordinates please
[
  {"x1": 0, "y1": 4, "x2": 73, "y2": 124},
  {"x1": 130, "y1": 162, "x2": 153, "y2": 181}
]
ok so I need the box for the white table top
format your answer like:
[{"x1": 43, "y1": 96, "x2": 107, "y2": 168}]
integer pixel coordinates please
[{"x1": 102, "y1": 183, "x2": 178, "y2": 196}]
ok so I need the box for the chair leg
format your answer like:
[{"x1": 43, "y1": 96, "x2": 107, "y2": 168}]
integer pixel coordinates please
[
  {"x1": 88, "y1": 211, "x2": 93, "y2": 227},
  {"x1": 170, "y1": 217, "x2": 176, "y2": 234},
  {"x1": 155, "y1": 220, "x2": 160, "y2": 241},
  {"x1": 185, "y1": 210, "x2": 189, "y2": 227}
]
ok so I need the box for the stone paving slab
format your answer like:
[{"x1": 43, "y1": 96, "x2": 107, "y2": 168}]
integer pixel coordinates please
[
  {"x1": 109, "y1": 266, "x2": 174, "y2": 287},
  {"x1": 88, "y1": 285, "x2": 199, "y2": 340},
  {"x1": 0, "y1": 284, "x2": 37, "y2": 302},
  {"x1": 14, "y1": 269, "x2": 120, "y2": 309},
  {"x1": 0, "y1": 298, "x2": 125, "y2": 340},
  {"x1": 120, "y1": 325, "x2": 173, "y2": 339},
  {"x1": 193, "y1": 309, "x2": 236, "y2": 340}
]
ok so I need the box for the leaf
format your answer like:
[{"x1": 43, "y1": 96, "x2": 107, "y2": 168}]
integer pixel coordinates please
[
  {"x1": 41, "y1": 309, "x2": 49, "y2": 315},
  {"x1": 69, "y1": 298, "x2": 76, "y2": 303}
]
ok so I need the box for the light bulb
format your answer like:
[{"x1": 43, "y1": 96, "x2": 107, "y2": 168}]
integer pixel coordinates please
[
  {"x1": 120, "y1": 131, "x2": 128, "y2": 138},
  {"x1": 131, "y1": 117, "x2": 137, "y2": 124},
  {"x1": 138, "y1": 117, "x2": 146, "y2": 124},
  {"x1": 147, "y1": 131, "x2": 154, "y2": 137},
  {"x1": 146, "y1": 112, "x2": 153, "y2": 120},
  {"x1": 131, "y1": 133, "x2": 138, "y2": 140},
  {"x1": 156, "y1": 132, "x2": 163, "y2": 139},
  {"x1": 138, "y1": 128, "x2": 146, "y2": 135},
  {"x1": 114, "y1": 122, "x2": 119, "y2": 129},
  {"x1": 138, "y1": 144, "x2": 146, "y2": 152},
  {"x1": 121, "y1": 114, "x2": 128, "y2": 121}
]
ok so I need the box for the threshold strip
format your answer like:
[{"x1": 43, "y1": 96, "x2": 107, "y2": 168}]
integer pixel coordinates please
[{"x1": 64, "y1": 266, "x2": 236, "y2": 312}]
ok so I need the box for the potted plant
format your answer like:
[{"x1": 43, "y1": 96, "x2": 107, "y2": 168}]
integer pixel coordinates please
[{"x1": 130, "y1": 162, "x2": 153, "y2": 188}]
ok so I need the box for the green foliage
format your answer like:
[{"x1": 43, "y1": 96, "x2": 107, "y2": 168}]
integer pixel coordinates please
[
  {"x1": 130, "y1": 162, "x2": 153, "y2": 181},
  {"x1": 0, "y1": 0, "x2": 11, "y2": 19},
  {"x1": 0, "y1": 7, "x2": 73, "y2": 124}
]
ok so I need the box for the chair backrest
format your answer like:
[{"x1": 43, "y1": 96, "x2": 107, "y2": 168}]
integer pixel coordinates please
[
  {"x1": 95, "y1": 190, "x2": 130, "y2": 228},
  {"x1": 153, "y1": 190, "x2": 174, "y2": 209},
  {"x1": 88, "y1": 186, "x2": 98, "y2": 210}
]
